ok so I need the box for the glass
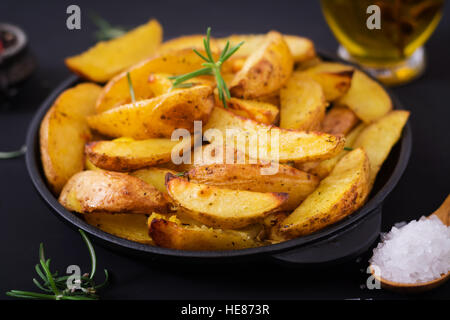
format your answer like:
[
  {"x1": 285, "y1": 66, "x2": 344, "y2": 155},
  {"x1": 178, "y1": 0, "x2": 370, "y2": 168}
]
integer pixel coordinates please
[{"x1": 320, "y1": 0, "x2": 444, "y2": 86}]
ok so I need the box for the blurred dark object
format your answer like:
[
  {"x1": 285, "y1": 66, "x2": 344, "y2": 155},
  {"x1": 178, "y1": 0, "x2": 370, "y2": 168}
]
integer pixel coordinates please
[{"x1": 0, "y1": 23, "x2": 36, "y2": 102}]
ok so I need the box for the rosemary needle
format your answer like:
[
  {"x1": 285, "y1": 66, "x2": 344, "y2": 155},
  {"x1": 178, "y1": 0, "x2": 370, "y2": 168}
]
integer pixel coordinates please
[{"x1": 127, "y1": 72, "x2": 136, "y2": 104}]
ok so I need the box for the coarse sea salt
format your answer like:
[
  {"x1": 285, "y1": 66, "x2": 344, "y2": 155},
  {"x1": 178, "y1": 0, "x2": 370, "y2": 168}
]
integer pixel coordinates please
[{"x1": 370, "y1": 215, "x2": 450, "y2": 284}]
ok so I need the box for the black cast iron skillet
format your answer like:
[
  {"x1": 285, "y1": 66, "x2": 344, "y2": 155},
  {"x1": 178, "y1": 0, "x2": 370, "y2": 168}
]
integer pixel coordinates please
[{"x1": 25, "y1": 53, "x2": 412, "y2": 265}]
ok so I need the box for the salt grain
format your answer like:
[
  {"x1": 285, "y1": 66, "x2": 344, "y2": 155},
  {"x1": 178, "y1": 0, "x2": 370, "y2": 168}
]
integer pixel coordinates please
[{"x1": 370, "y1": 215, "x2": 450, "y2": 284}]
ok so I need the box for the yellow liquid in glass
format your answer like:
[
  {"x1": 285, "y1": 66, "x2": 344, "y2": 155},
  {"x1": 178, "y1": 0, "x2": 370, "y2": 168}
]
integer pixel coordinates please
[{"x1": 321, "y1": 0, "x2": 443, "y2": 75}]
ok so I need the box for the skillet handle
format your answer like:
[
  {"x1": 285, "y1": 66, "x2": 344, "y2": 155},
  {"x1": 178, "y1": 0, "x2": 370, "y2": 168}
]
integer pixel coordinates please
[{"x1": 270, "y1": 206, "x2": 382, "y2": 266}]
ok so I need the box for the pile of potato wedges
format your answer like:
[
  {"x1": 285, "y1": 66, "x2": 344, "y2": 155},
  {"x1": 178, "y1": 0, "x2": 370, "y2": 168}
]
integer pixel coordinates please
[{"x1": 40, "y1": 19, "x2": 410, "y2": 250}]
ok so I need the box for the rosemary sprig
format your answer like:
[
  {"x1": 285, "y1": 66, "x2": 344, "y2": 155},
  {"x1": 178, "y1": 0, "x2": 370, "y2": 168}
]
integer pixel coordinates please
[
  {"x1": 127, "y1": 72, "x2": 136, "y2": 103},
  {"x1": 169, "y1": 27, "x2": 244, "y2": 108},
  {"x1": 6, "y1": 230, "x2": 109, "y2": 300},
  {"x1": 0, "y1": 145, "x2": 26, "y2": 159},
  {"x1": 90, "y1": 12, "x2": 127, "y2": 41},
  {"x1": 344, "y1": 147, "x2": 354, "y2": 151}
]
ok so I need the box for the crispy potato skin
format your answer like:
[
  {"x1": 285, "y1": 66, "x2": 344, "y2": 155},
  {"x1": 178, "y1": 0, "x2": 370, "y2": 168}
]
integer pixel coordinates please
[
  {"x1": 59, "y1": 170, "x2": 169, "y2": 214},
  {"x1": 299, "y1": 62, "x2": 354, "y2": 101},
  {"x1": 84, "y1": 213, "x2": 153, "y2": 245},
  {"x1": 149, "y1": 219, "x2": 263, "y2": 250},
  {"x1": 204, "y1": 107, "x2": 345, "y2": 163},
  {"x1": 88, "y1": 85, "x2": 215, "y2": 139},
  {"x1": 85, "y1": 138, "x2": 182, "y2": 172},
  {"x1": 95, "y1": 49, "x2": 215, "y2": 113},
  {"x1": 165, "y1": 173, "x2": 288, "y2": 229},
  {"x1": 321, "y1": 106, "x2": 359, "y2": 136},
  {"x1": 65, "y1": 20, "x2": 162, "y2": 82},
  {"x1": 187, "y1": 164, "x2": 319, "y2": 211},
  {"x1": 353, "y1": 110, "x2": 410, "y2": 187},
  {"x1": 280, "y1": 148, "x2": 370, "y2": 238},
  {"x1": 40, "y1": 83, "x2": 102, "y2": 194},
  {"x1": 230, "y1": 31, "x2": 294, "y2": 99},
  {"x1": 336, "y1": 70, "x2": 392, "y2": 123},
  {"x1": 280, "y1": 73, "x2": 327, "y2": 131}
]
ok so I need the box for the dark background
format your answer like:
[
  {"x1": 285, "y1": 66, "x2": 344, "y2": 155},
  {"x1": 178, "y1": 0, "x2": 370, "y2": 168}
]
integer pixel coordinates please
[{"x1": 1, "y1": 0, "x2": 449, "y2": 300}]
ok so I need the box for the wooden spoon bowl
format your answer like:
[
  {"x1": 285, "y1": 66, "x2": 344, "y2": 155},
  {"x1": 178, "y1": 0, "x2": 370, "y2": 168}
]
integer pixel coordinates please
[{"x1": 370, "y1": 194, "x2": 450, "y2": 293}]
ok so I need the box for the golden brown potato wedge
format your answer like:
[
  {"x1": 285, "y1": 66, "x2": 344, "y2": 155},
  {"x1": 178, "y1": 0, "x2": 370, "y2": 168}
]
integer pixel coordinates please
[
  {"x1": 283, "y1": 35, "x2": 316, "y2": 63},
  {"x1": 131, "y1": 167, "x2": 177, "y2": 193},
  {"x1": 158, "y1": 142, "x2": 252, "y2": 173},
  {"x1": 88, "y1": 85, "x2": 214, "y2": 139},
  {"x1": 84, "y1": 213, "x2": 153, "y2": 245},
  {"x1": 230, "y1": 31, "x2": 293, "y2": 99},
  {"x1": 217, "y1": 34, "x2": 315, "y2": 63},
  {"x1": 165, "y1": 173, "x2": 288, "y2": 229},
  {"x1": 298, "y1": 123, "x2": 366, "y2": 179},
  {"x1": 59, "y1": 170, "x2": 169, "y2": 214},
  {"x1": 187, "y1": 164, "x2": 319, "y2": 211},
  {"x1": 203, "y1": 107, "x2": 345, "y2": 163},
  {"x1": 279, "y1": 148, "x2": 370, "y2": 238},
  {"x1": 40, "y1": 83, "x2": 102, "y2": 194},
  {"x1": 97, "y1": 73, "x2": 173, "y2": 112},
  {"x1": 215, "y1": 95, "x2": 279, "y2": 124},
  {"x1": 149, "y1": 218, "x2": 264, "y2": 250},
  {"x1": 65, "y1": 19, "x2": 162, "y2": 82},
  {"x1": 280, "y1": 73, "x2": 327, "y2": 130},
  {"x1": 85, "y1": 137, "x2": 187, "y2": 171},
  {"x1": 156, "y1": 34, "x2": 220, "y2": 55},
  {"x1": 336, "y1": 70, "x2": 392, "y2": 123},
  {"x1": 95, "y1": 49, "x2": 215, "y2": 113},
  {"x1": 321, "y1": 105, "x2": 360, "y2": 135},
  {"x1": 353, "y1": 110, "x2": 409, "y2": 187},
  {"x1": 299, "y1": 62, "x2": 354, "y2": 101}
]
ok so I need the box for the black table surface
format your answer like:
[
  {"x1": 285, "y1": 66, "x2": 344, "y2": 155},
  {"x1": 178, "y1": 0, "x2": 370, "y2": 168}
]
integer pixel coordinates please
[{"x1": 1, "y1": 0, "x2": 449, "y2": 300}]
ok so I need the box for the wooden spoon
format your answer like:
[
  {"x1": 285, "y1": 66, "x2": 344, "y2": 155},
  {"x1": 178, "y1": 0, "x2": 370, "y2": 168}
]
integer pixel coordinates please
[{"x1": 370, "y1": 194, "x2": 450, "y2": 293}]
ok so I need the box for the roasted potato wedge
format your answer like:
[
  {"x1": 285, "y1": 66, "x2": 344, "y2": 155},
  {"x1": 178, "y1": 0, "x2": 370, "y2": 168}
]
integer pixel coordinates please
[
  {"x1": 59, "y1": 170, "x2": 169, "y2": 214},
  {"x1": 298, "y1": 123, "x2": 366, "y2": 179},
  {"x1": 65, "y1": 19, "x2": 162, "y2": 82},
  {"x1": 95, "y1": 49, "x2": 215, "y2": 113},
  {"x1": 85, "y1": 137, "x2": 187, "y2": 171},
  {"x1": 336, "y1": 70, "x2": 392, "y2": 123},
  {"x1": 230, "y1": 31, "x2": 293, "y2": 99},
  {"x1": 353, "y1": 110, "x2": 410, "y2": 187},
  {"x1": 215, "y1": 95, "x2": 279, "y2": 124},
  {"x1": 299, "y1": 62, "x2": 354, "y2": 101},
  {"x1": 88, "y1": 85, "x2": 214, "y2": 139},
  {"x1": 217, "y1": 34, "x2": 315, "y2": 63},
  {"x1": 280, "y1": 73, "x2": 326, "y2": 130},
  {"x1": 159, "y1": 142, "x2": 252, "y2": 173},
  {"x1": 156, "y1": 34, "x2": 220, "y2": 55},
  {"x1": 321, "y1": 105, "x2": 359, "y2": 135},
  {"x1": 149, "y1": 218, "x2": 263, "y2": 250},
  {"x1": 203, "y1": 107, "x2": 345, "y2": 163},
  {"x1": 40, "y1": 83, "x2": 102, "y2": 194},
  {"x1": 84, "y1": 213, "x2": 153, "y2": 245},
  {"x1": 166, "y1": 173, "x2": 287, "y2": 229},
  {"x1": 280, "y1": 148, "x2": 370, "y2": 238},
  {"x1": 187, "y1": 164, "x2": 319, "y2": 211},
  {"x1": 96, "y1": 73, "x2": 173, "y2": 112},
  {"x1": 131, "y1": 167, "x2": 177, "y2": 193}
]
